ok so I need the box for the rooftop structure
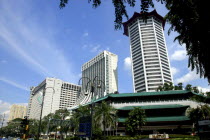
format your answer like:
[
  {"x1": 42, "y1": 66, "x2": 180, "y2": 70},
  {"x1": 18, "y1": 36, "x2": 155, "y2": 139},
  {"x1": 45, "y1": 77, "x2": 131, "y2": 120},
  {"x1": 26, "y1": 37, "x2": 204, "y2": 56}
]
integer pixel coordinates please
[{"x1": 69, "y1": 90, "x2": 208, "y2": 134}]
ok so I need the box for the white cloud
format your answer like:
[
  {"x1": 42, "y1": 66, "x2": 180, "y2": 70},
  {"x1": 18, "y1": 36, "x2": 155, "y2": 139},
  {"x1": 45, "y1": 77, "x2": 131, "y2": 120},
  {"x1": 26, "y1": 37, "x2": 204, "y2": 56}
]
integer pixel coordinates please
[
  {"x1": 83, "y1": 32, "x2": 89, "y2": 37},
  {"x1": 171, "y1": 50, "x2": 187, "y2": 61},
  {"x1": 124, "y1": 57, "x2": 132, "y2": 71},
  {"x1": 175, "y1": 71, "x2": 200, "y2": 84},
  {"x1": 0, "y1": 77, "x2": 29, "y2": 91},
  {"x1": 0, "y1": 1, "x2": 77, "y2": 83},
  {"x1": 170, "y1": 67, "x2": 179, "y2": 76},
  {"x1": 197, "y1": 86, "x2": 210, "y2": 93}
]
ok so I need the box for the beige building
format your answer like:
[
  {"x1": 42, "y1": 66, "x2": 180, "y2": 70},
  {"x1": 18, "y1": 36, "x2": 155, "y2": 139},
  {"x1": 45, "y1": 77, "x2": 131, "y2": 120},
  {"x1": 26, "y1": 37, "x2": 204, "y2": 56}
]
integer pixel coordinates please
[
  {"x1": 8, "y1": 105, "x2": 27, "y2": 121},
  {"x1": 27, "y1": 78, "x2": 81, "y2": 119}
]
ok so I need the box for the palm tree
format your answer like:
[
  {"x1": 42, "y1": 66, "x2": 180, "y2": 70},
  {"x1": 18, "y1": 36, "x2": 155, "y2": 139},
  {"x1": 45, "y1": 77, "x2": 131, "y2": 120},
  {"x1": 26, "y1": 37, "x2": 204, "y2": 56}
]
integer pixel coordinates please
[
  {"x1": 53, "y1": 109, "x2": 70, "y2": 139},
  {"x1": 70, "y1": 105, "x2": 91, "y2": 135},
  {"x1": 94, "y1": 101, "x2": 117, "y2": 138},
  {"x1": 177, "y1": 83, "x2": 183, "y2": 90}
]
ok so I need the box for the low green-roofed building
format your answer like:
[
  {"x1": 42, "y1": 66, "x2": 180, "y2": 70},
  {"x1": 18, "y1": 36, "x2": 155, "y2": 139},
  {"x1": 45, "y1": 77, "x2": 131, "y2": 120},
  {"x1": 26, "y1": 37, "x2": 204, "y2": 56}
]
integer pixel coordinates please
[{"x1": 69, "y1": 90, "x2": 208, "y2": 135}]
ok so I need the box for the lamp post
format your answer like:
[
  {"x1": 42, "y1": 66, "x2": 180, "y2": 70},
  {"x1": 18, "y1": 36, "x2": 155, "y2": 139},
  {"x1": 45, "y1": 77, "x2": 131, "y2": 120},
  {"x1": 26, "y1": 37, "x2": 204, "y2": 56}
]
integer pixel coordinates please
[
  {"x1": 46, "y1": 116, "x2": 51, "y2": 139},
  {"x1": 59, "y1": 113, "x2": 65, "y2": 140},
  {"x1": 37, "y1": 86, "x2": 55, "y2": 140},
  {"x1": 78, "y1": 76, "x2": 105, "y2": 140}
]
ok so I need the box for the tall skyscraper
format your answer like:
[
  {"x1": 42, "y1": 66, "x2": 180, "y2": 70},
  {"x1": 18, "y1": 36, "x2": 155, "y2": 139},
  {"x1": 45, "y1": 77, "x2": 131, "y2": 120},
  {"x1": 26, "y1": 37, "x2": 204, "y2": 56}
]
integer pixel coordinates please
[
  {"x1": 123, "y1": 10, "x2": 173, "y2": 92},
  {"x1": 27, "y1": 78, "x2": 81, "y2": 119},
  {"x1": 8, "y1": 105, "x2": 27, "y2": 121},
  {"x1": 81, "y1": 50, "x2": 118, "y2": 98}
]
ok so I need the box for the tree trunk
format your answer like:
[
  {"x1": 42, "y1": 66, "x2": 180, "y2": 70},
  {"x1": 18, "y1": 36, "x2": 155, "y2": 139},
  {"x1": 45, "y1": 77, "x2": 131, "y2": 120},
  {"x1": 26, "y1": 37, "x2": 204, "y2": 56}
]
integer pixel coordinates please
[{"x1": 103, "y1": 116, "x2": 106, "y2": 140}]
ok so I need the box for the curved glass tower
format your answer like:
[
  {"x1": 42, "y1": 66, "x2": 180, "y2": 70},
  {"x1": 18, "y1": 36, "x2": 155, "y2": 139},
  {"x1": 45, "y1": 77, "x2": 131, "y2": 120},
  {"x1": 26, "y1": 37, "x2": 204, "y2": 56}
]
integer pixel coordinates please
[{"x1": 123, "y1": 10, "x2": 173, "y2": 92}]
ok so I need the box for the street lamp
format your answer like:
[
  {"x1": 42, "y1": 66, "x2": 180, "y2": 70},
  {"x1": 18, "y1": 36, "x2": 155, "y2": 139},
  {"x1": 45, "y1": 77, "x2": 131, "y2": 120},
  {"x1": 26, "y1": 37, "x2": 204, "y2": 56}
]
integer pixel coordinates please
[
  {"x1": 37, "y1": 86, "x2": 55, "y2": 140},
  {"x1": 78, "y1": 76, "x2": 105, "y2": 140},
  {"x1": 46, "y1": 116, "x2": 52, "y2": 138}
]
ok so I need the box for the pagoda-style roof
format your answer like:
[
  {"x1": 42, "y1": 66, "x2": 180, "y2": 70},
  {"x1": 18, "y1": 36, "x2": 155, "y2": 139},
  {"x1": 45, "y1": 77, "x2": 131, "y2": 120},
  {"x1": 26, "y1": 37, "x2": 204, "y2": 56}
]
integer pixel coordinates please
[
  {"x1": 123, "y1": 9, "x2": 165, "y2": 36},
  {"x1": 69, "y1": 90, "x2": 203, "y2": 110},
  {"x1": 87, "y1": 90, "x2": 202, "y2": 104}
]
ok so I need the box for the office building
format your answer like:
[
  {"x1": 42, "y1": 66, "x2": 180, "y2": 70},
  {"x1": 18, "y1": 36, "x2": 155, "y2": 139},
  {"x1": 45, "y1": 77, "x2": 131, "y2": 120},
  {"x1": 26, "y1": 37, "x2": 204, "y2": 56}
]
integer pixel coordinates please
[
  {"x1": 8, "y1": 105, "x2": 27, "y2": 121},
  {"x1": 27, "y1": 78, "x2": 81, "y2": 119},
  {"x1": 123, "y1": 10, "x2": 173, "y2": 92},
  {"x1": 81, "y1": 50, "x2": 118, "y2": 98}
]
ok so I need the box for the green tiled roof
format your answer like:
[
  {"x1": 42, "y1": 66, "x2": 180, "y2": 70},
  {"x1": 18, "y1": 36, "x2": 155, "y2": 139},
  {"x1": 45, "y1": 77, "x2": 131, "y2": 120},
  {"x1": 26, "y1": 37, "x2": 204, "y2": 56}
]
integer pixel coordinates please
[
  {"x1": 118, "y1": 116, "x2": 190, "y2": 123},
  {"x1": 92, "y1": 90, "x2": 205, "y2": 103},
  {"x1": 117, "y1": 104, "x2": 189, "y2": 110},
  {"x1": 90, "y1": 90, "x2": 191, "y2": 104},
  {"x1": 109, "y1": 90, "x2": 191, "y2": 98}
]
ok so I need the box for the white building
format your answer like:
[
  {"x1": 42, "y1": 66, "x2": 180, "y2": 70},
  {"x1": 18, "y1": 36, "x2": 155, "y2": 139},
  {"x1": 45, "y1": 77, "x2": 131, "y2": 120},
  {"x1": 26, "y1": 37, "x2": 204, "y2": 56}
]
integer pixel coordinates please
[
  {"x1": 8, "y1": 105, "x2": 27, "y2": 121},
  {"x1": 123, "y1": 10, "x2": 173, "y2": 93},
  {"x1": 27, "y1": 78, "x2": 81, "y2": 119},
  {"x1": 81, "y1": 50, "x2": 118, "y2": 98}
]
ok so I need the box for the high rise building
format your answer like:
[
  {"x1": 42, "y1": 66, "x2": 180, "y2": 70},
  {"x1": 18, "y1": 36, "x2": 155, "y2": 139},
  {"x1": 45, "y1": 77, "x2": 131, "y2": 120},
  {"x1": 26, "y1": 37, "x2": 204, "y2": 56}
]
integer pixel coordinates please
[
  {"x1": 81, "y1": 50, "x2": 118, "y2": 98},
  {"x1": 8, "y1": 105, "x2": 27, "y2": 121},
  {"x1": 123, "y1": 10, "x2": 173, "y2": 92},
  {"x1": 27, "y1": 78, "x2": 81, "y2": 119}
]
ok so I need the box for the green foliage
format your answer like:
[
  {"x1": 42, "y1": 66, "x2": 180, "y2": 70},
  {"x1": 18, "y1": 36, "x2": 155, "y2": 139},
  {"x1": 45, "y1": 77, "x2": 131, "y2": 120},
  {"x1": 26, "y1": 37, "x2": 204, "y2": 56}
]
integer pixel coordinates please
[
  {"x1": 169, "y1": 134, "x2": 199, "y2": 138},
  {"x1": 70, "y1": 105, "x2": 91, "y2": 133},
  {"x1": 0, "y1": 118, "x2": 23, "y2": 137},
  {"x1": 157, "y1": 82, "x2": 174, "y2": 91},
  {"x1": 94, "y1": 101, "x2": 117, "y2": 137},
  {"x1": 65, "y1": 136, "x2": 80, "y2": 140},
  {"x1": 190, "y1": 95, "x2": 206, "y2": 103},
  {"x1": 93, "y1": 126, "x2": 103, "y2": 140},
  {"x1": 187, "y1": 105, "x2": 210, "y2": 131},
  {"x1": 106, "y1": 135, "x2": 149, "y2": 140},
  {"x1": 165, "y1": 0, "x2": 210, "y2": 83},
  {"x1": 169, "y1": 134, "x2": 199, "y2": 140},
  {"x1": 28, "y1": 119, "x2": 39, "y2": 138},
  {"x1": 125, "y1": 107, "x2": 146, "y2": 136},
  {"x1": 185, "y1": 84, "x2": 192, "y2": 91}
]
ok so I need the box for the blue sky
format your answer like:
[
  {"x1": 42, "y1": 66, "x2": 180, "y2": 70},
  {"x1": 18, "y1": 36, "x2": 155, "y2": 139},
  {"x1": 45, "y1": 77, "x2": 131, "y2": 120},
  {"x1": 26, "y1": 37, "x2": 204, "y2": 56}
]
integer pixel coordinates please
[{"x1": 0, "y1": 0, "x2": 209, "y2": 118}]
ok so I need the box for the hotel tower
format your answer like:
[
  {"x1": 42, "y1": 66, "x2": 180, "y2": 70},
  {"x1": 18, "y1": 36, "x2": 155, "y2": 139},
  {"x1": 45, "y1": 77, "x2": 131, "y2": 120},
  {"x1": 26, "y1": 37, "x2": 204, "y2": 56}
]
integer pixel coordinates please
[
  {"x1": 81, "y1": 51, "x2": 118, "y2": 98},
  {"x1": 123, "y1": 10, "x2": 173, "y2": 92}
]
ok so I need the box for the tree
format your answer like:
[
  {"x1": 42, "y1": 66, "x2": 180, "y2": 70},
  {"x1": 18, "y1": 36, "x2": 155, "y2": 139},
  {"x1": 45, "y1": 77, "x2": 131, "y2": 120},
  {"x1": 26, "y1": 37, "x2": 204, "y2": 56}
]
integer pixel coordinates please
[
  {"x1": 177, "y1": 83, "x2": 183, "y2": 90},
  {"x1": 156, "y1": 82, "x2": 174, "y2": 91},
  {"x1": 187, "y1": 105, "x2": 210, "y2": 132},
  {"x1": 59, "y1": 0, "x2": 210, "y2": 83},
  {"x1": 185, "y1": 84, "x2": 192, "y2": 91},
  {"x1": 54, "y1": 109, "x2": 70, "y2": 139},
  {"x1": 0, "y1": 118, "x2": 23, "y2": 138},
  {"x1": 125, "y1": 107, "x2": 146, "y2": 136},
  {"x1": 94, "y1": 101, "x2": 117, "y2": 138},
  {"x1": 192, "y1": 87, "x2": 199, "y2": 93},
  {"x1": 28, "y1": 119, "x2": 39, "y2": 138},
  {"x1": 70, "y1": 105, "x2": 91, "y2": 134},
  {"x1": 41, "y1": 113, "x2": 57, "y2": 136}
]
